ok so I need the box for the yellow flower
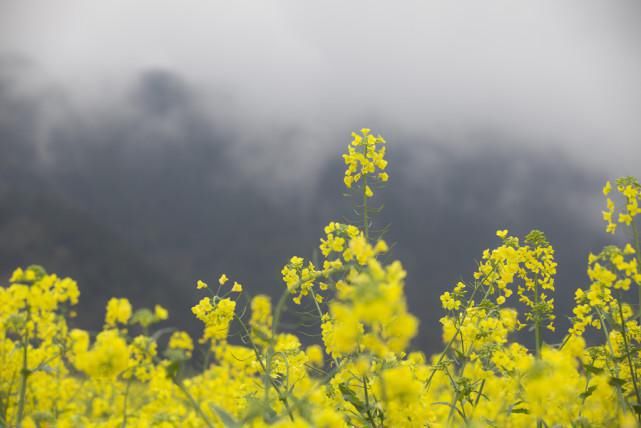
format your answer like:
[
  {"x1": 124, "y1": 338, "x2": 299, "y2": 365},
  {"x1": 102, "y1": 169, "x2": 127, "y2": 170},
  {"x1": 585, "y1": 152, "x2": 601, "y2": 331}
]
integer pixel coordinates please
[
  {"x1": 619, "y1": 213, "x2": 633, "y2": 225},
  {"x1": 154, "y1": 304, "x2": 168, "y2": 320},
  {"x1": 10, "y1": 267, "x2": 24, "y2": 282},
  {"x1": 169, "y1": 331, "x2": 194, "y2": 353},
  {"x1": 75, "y1": 329, "x2": 130, "y2": 378},
  {"x1": 105, "y1": 297, "x2": 132, "y2": 326},
  {"x1": 250, "y1": 294, "x2": 273, "y2": 347},
  {"x1": 196, "y1": 280, "x2": 208, "y2": 289},
  {"x1": 1, "y1": 132, "x2": 637, "y2": 428},
  {"x1": 380, "y1": 365, "x2": 421, "y2": 402},
  {"x1": 342, "y1": 129, "x2": 389, "y2": 195},
  {"x1": 306, "y1": 344, "x2": 324, "y2": 366},
  {"x1": 192, "y1": 297, "x2": 236, "y2": 343},
  {"x1": 440, "y1": 291, "x2": 461, "y2": 310}
]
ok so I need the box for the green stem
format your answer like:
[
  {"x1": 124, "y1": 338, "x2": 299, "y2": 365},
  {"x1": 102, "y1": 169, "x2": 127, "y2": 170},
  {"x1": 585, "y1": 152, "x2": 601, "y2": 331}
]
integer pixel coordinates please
[
  {"x1": 362, "y1": 376, "x2": 378, "y2": 428},
  {"x1": 426, "y1": 275, "x2": 495, "y2": 390},
  {"x1": 534, "y1": 281, "x2": 542, "y2": 359},
  {"x1": 16, "y1": 332, "x2": 29, "y2": 427},
  {"x1": 363, "y1": 174, "x2": 369, "y2": 240},
  {"x1": 616, "y1": 296, "x2": 641, "y2": 415},
  {"x1": 269, "y1": 290, "x2": 296, "y2": 421},
  {"x1": 271, "y1": 289, "x2": 290, "y2": 339},
  {"x1": 173, "y1": 379, "x2": 214, "y2": 428},
  {"x1": 309, "y1": 288, "x2": 324, "y2": 321},
  {"x1": 596, "y1": 308, "x2": 626, "y2": 410},
  {"x1": 121, "y1": 377, "x2": 133, "y2": 428},
  {"x1": 309, "y1": 288, "x2": 339, "y2": 367},
  {"x1": 443, "y1": 366, "x2": 466, "y2": 425},
  {"x1": 579, "y1": 360, "x2": 594, "y2": 418},
  {"x1": 234, "y1": 295, "x2": 295, "y2": 422},
  {"x1": 447, "y1": 392, "x2": 458, "y2": 424},
  {"x1": 632, "y1": 222, "x2": 641, "y2": 311},
  {"x1": 473, "y1": 379, "x2": 485, "y2": 412},
  {"x1": 534, "y1": 323, "x2": 541, "y2": 359}
]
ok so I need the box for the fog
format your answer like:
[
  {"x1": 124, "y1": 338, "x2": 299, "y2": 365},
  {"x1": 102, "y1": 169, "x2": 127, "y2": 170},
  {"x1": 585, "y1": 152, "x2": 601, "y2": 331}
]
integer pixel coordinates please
[{"x1": 1, "y1": 0, "x2": 640, "y2": 176}]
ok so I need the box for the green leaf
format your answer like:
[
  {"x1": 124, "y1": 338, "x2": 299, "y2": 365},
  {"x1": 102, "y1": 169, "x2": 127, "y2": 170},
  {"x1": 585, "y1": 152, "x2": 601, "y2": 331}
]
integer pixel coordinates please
[
  {"x1": 251, "y1": 327, "x2": 272, "y2": 343},
  {"x1": 454, "y1": 349, "x2": 467, "y2": 363},
  {"x1": 241, "y1": 397, "x2": 278, "y2": 424},
  {"x1": 579, "y1": 385, "x2": 598, "y2": 400},
  {"x1": 339, "y1": 384, "x2": 366, "y2": 413},
  {"x1": 210, "y1": 403, "x2": 242, "y2": 428},
  {"x1": 164, "y1": 360, "x2": 181, "y2": 379},
  {"x1": 583, "y1": 364, "x2": 604, "y2": 375},
  {"x1": 608, "y1": 377, "x2": 627, "y2": 387}
]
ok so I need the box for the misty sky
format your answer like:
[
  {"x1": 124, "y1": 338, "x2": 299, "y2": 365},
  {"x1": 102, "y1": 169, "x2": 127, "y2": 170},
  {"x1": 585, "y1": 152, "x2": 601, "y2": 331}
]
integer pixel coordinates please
[{"x1": 1, "y1": 0, "x2": 640, "y2": 177}]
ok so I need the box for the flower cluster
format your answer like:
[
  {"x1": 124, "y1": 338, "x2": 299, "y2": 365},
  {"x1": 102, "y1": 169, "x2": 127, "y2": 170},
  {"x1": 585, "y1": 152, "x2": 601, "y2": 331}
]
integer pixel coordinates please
[
  {"x1": 470, "y1": 229, "x2": 557, "y2": 334},
  {"x1": 1, "y1": 132, "x2": 640, "y2": 427},
  {"x1": 342, "y1": 128, "x2": 388, "y2": 198},
  {"x1": 603, "y1": 176, "x2": 641, "y2": 234}
]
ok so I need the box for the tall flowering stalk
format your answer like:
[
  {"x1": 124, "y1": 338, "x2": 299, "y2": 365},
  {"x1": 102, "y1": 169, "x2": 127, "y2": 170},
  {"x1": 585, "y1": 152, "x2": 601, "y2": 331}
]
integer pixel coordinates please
[{"x1": 343, "y1": 128, "x2": 388, "y2": 239}]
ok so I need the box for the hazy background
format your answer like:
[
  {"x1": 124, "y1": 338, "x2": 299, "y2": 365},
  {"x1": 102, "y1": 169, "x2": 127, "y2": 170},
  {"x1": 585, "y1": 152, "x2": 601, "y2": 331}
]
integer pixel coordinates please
[{"x1": 1, "y1": 1, "x2": 639, "y2": 350}]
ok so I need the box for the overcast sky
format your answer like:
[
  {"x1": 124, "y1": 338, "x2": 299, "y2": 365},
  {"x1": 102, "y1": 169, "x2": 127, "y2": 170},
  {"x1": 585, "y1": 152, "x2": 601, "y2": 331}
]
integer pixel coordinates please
[{"x1": 1, "y1": 0, "x2": 640, "y2": 176}]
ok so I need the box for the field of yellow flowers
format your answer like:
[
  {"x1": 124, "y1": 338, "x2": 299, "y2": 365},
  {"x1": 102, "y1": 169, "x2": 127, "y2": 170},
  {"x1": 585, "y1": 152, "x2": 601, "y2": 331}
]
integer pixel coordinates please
[{"x1": 2, "y1": 129, "x2": 641, "y2": 427}]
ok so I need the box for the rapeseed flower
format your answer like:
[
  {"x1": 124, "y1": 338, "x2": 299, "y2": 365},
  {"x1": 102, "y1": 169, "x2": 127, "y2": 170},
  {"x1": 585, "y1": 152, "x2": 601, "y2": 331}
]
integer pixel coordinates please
[{"x1": 1, "y1": 134, "x2": 638, "y2": 427}]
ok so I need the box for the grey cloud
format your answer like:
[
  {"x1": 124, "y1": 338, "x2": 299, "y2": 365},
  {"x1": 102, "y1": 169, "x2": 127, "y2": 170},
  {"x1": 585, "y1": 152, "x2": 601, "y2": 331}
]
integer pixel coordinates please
[{"x1": 0, "y1": 0, "x2": 639, "y2": 177}]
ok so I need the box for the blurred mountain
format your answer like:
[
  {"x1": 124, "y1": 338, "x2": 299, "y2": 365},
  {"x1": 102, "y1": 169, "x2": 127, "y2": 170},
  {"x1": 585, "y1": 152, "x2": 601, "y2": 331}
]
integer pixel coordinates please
[{"x1": 0, "y1": 59, "x2": 613, "y2": 350}]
